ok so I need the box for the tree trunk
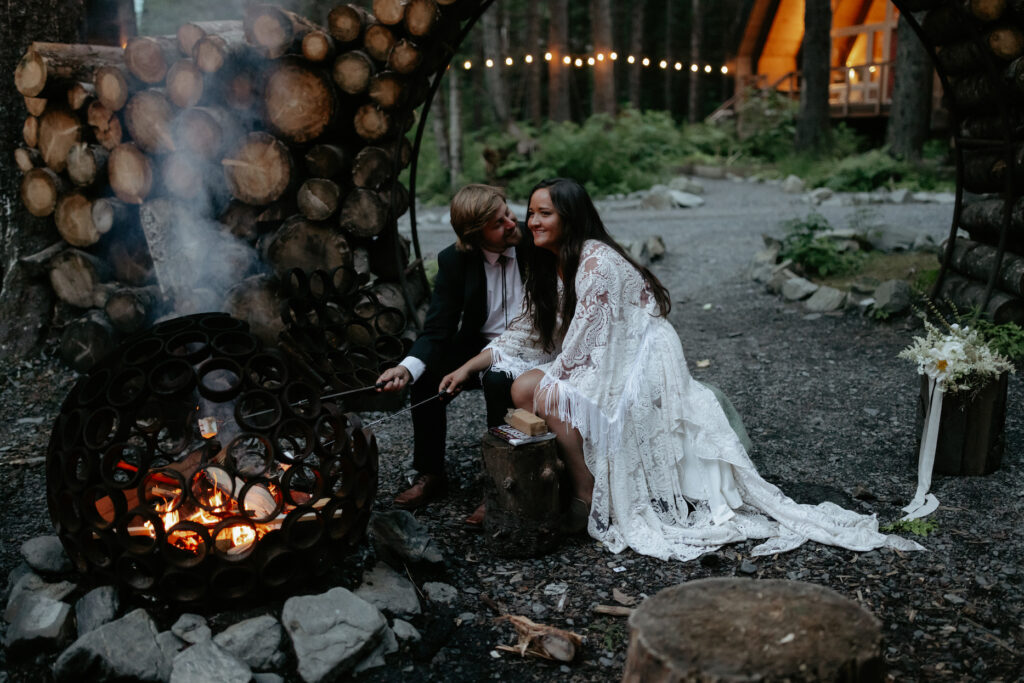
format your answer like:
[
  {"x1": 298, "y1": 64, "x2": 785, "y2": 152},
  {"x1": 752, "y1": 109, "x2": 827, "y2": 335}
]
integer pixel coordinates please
[
  {"x1": 448, "y1": 67, "x2": 462, "y2": 187},
  {"x1": 525, "y1": 0, "x2": 542, "y2": 126},
  {"x1": 430, "y1": 84, "x2": 452, "y2": 187},
  {"x1": 887, "y1": 14, "x2": 933, "y2": 160},
  {"x1": 480, "y1": 434, "x2": 563, "y2": 558},
  {"x1": 688, "y1": 0, "x2": 702, "y2": 122},
  {"x1": 664, "y1": 0, "x2": 675, "y2": 113},
  {"x1": 623, "y1": 579, "x2": 884, "y2": 682},
  {"x1": 481, "y1": 6, "x2": 509, "y2": 124},
  {"x1": 795, "y1": 0, "x2": 832, "y2": 151},
  {"x1": 628, "y1": 0, "x2": 646, "y2": 108},
  {"x1": 591, "y1": 0, "x2": 615, "y2": 116},
  {"x1": 547, "y1": 0, "x2": 570, "y2": 122}
]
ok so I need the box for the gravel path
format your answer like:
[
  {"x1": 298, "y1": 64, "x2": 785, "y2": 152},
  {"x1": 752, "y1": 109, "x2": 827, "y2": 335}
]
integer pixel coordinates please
[{"x1": 1, "y1": 179, "x2": 1020, "y2": 681}]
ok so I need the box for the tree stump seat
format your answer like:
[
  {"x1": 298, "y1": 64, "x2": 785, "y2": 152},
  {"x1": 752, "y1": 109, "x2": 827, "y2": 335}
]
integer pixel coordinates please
[
  {"x1": 480, "y1": 433, "x2": 563, "y2": 558},
  {"x1": 623, "y1": 578, "x2": 884, "y2": 682}
]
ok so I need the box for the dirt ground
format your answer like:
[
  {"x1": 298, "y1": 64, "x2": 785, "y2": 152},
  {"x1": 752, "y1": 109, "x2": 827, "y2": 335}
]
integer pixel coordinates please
[{"x1": 1, "y1": 179, "x2": 1021, "y2": 681}]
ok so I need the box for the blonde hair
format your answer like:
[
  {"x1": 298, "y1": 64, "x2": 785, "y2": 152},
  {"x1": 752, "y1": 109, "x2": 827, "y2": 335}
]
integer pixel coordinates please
[{"x1": 450, "y1": 184, "x2": 507, "y2": 252}]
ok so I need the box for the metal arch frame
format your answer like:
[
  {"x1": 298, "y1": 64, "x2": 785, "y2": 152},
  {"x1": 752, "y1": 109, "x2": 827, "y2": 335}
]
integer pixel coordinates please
[{"x1": 890, "y1": 0, "x2": 1017, "y2": 316}]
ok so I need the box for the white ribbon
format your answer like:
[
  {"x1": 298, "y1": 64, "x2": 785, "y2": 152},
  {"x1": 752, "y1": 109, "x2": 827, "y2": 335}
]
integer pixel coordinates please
[{"x1": 902, "y1": 376, "x2": 942, "y2": 521}]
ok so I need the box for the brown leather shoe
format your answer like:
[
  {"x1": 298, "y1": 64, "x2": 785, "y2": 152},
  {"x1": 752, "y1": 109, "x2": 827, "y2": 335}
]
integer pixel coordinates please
[
  {"x1": 393, "y1": 474, "x2": 447, "y2": 510},
  {"x1": 464, "y1": 502, "x2": 486, "y2": 528}
]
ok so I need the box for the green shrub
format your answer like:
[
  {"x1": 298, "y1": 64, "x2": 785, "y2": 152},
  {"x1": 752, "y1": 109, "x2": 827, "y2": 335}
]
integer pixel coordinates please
[
  {"x1": 973, "y1": 318, "x2": 1024, "y2": 362},
  {"x1": 778, "y1": 213, "x2": 865, "y2": 278}
]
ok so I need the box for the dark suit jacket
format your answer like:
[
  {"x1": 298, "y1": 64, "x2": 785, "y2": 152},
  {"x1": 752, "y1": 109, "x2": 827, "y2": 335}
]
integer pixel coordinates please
[{"x1": 408, "y1": 224, "x2": 531, "y2": 371}]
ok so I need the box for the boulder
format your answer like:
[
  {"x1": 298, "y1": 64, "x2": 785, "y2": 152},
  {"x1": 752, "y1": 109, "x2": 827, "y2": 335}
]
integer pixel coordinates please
[
  {"x1": 874, "y1": 280, "x2": 913, "y2": 315},
  {"x1": 170, "y1": 640, "x2": 251, "y2": 683},
  {"x1": 781, "y1": 175, "x2": 805, "y2": 194},
  {"x1": 805, "y1": 286, "x2": 847, "y2": 312},
  {"x1": 75, "y1": 586, "x2": 119, "y2": 636},
  {"x1": 5, "y1": 572, "x2": 75, "y2": 621},
  {"x1": 668, "y1": 176, "x2": 704, "y2": 194},
  {"x1": 641, "y1": 186, "x2": 675, "y2": 210},
  {"x1": 282, "y1": 587, "x2": 390, "y2": 683},
  {"x1": 391, "y1": 619, "x2": 421, "y2": 642},
  {"x1": 53, "y1": 609, "x2": 174, "y2": 683},
  {"x1": 213, "y1": 615, "x2": 285, "y2": 671},
  {"x1": 370, "y1": 511, "x2": 444, "y2": 569},
  {"x1": 669, "y1": 190, "x2": 704, "y2": 208},
  {"x1": 4, "y1": 593, "x2": 74, "y2": 656},
  {"x1": 781, "y1": 277, "x2": 819, "y2": 301},
  {"x1": 354, "y1": 563, "x2": 422, "y2": 616},
  {"x1": 171, "y1": 613, "x2": 211, "y2": 644},
  {"x1": 21, "y1": 536, "x2": 72, "y2": 574},
  {"x1": 422, "y1": 582, "x2": 458, "y2": 605}
]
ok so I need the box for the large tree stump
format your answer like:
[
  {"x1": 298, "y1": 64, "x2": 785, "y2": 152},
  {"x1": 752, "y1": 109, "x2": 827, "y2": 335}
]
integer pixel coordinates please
[
  {"x1": 623, "y1": 578, "x2": 884, "y2": 683},
  {"x1": 480, "y1": 433, "x2": 562, "y2": 558}
]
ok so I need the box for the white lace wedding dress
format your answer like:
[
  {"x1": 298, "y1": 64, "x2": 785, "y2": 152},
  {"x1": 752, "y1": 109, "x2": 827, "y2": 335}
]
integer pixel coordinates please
[{"x1": 487, "y1": 240, "x2": 923, "y2": 561}]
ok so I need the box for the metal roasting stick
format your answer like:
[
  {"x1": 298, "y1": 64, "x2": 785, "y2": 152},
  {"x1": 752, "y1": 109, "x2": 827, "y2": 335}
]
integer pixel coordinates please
[
  {"x1": 364, "y1": 391, "x2": 451, "y2": 428},
  {"x1": 236, "y1": 382, "x2": 386, "y2": 421}
]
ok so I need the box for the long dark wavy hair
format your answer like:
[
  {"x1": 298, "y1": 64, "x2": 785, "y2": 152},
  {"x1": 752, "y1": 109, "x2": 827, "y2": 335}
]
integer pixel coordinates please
[{"x1": 523, "y1": 178, "x2": 672, "y2": 352}]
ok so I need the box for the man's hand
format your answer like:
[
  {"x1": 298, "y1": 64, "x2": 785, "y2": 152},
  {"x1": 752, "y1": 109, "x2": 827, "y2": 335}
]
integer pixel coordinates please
[
  {"x1": 376, "y1": 365, "x2": 412, "y2": 392},
  {"x1": 438, "y1": 366, "x2": 473, "y2": 397}
]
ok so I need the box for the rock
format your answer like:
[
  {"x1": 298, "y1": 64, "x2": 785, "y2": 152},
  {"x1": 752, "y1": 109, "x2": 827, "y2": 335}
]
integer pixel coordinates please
[
  {"x1": 912, "y1": 233, "x2": 939, "y2": 253},
  {"x1": 641, "y1": 186, "x2": 674, "y2": 210},
  {"x1": 5, "y1": 573, "x2": 75, "y2": 621},
  {"x1": 422, "y1": 582, "x2": 458, "y2": 605},
  {"x1": 781, "y1": 277, "x2": 819, "y2": 301},
  {"x1": 253, "y1": 674, "x2": 285, "y2": 683},
  {"x1": 669, "y1": 190, "x2": 705, "y2": 208},
  {"x1": 391, "y1": 619, "x2": 421, "y2": 642},
  {"x1": 738, "y1": 559, "x2": 758, "y2": 575},
  {"x1": 850, "y1": 276, "x2": 881, "y2": 294},
  {"x1": 692, "y1": 164, "x2": 727, "y2": 179},
  {"x1": 213, "y1": 615, "x2": 285, "y2": 672},
  {"x1": 668, "y1": 176, "x2": 704, "y2": 194},
  {"x1": 282, "y1": 587, "x2": 389, "y2": 683},
  {"x1": 75, "y1": 586, "x2": 119, "y2": 636},
  {"x1": 4, "y1": 593, "x2": 74, "y2": 656},
  {"x1": 874, "y1": 280, "x2": 913, "y2": 315},
  {"x1": 354, "y1": 564, "x2": 422, "y2": 616},
  {"x1": 20, "y1": 536, "x2": 72, "y2": 574},
  {"x1": 781, "y1": 175, "x2": 805, "y2": 193},
  {"x1": 172, "y1": 613, "x2": 211, "y2": 644},
  {"x1": 805, "y1": 286, "x2": 847, "y2": 312},
  {"x1": 766, "y1": 266, "x2": 796, "y2": 295},
  {"x1": 622, "y1": 240, "x2": 650, "y2": 266},
  {"x1": 352, "y1": 625, "x2": 398, "y2": 674},
  {"x1": 53, "y1": 608, "x2": 174, "y2": 683},
  {"x1": 808, "y1": 187, "x2": 833, "y2": 203},
  {"x1": 170, "y1": 640, "x2": 251, "y2": 683},
  {"x1": 645, "y1": 235, "x2": 666, "y2": 261},
  {"x1": 867, "y1": 225, "x2": 923, "y2": 252},
  {"x1": 370, "y1": 511, "x2": 445, "y2": 569},
  {"x1": 749, "y1": 263, "x2": 775, "y2": 284},
  {"x1": 888, "y1": 188, "x2": 912, "y2": 204}
]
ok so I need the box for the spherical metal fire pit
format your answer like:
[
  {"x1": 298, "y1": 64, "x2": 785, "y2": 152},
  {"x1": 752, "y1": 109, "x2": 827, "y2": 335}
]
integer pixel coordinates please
[{"x1": 46, "y1": 312, "x2": 378, "y2": 603}]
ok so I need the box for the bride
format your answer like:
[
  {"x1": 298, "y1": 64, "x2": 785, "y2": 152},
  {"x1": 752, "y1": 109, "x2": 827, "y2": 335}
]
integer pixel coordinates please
[{"x1": 440, "y1": 178, "x2": 922, "y2": 562}]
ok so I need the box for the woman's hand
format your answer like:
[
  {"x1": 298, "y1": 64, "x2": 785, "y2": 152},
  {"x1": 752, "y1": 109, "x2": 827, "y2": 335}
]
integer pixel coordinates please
[{"x1": 439, "y1": 365, "x2": 473, "y2": 397}]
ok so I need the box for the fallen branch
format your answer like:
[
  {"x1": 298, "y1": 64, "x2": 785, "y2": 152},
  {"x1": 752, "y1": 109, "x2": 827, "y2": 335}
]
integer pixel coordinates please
[{"x1": 494, "y1": 614, "x2": 582, "y2": 662}]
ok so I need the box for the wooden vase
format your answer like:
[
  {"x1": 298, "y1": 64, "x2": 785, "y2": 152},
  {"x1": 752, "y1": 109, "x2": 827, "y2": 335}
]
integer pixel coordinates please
[{"x1": 915, "y1": 373, "x2": 1008, "y2": 476}]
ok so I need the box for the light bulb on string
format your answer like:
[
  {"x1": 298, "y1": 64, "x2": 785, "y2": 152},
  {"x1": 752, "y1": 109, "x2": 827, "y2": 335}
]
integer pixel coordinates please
[
  {"x1": 674, "y1": 62, "x2": 682, "y2": 71},
  {"x1": 505, "y1": 57, "x2": 513, "y2": 66},
  {"x1": 574, "y1": 57, "x2": 583, "y2": 67},
  {"x1": 544, "y1": 52, "x2": 553, "y2": 61},
  {"x1": 610, "y1": 52, "x2": 618, "y2": 60},
  {"x1": 627, "y1": 55, "x2": 635, "y2": 64},
  {"x1": 525, "y1": 54, "x2": 533, "y2": 64},
  {"x1": 704, "y1": 64, "x2": 712, "y2": 73},
  {"x1": 463, "y1": 60, "x2": 472, "y2": 70},
  {"x1": 721, "y1": 66, "x2": 729, "y2": 74},
  {"x1": 642, "y1": 57, "x2": 650, "y2": 66},
  {"x1": 596, "y1": 53, "x2": 604, "y2": 61},
  {"x1": 563, "y1": 55, "x2": 571, "y2": 65},
  {"x1": 690, "y1": 63, "x2": 698, "y2": 72},
  {"x1": 587, "y1": 57, "x2": 595, "y2": 66},
  {"x1": 659, "y1": 59, "x2": 667, "y2": 69},
  {"x1": 485, "y1": 58, "x2": 494, "y2": 68}
]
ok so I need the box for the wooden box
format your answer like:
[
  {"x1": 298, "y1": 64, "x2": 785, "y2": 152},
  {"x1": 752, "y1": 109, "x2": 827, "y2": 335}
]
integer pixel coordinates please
[{"x1": 915, "y1": 373, "x2": 1008, "y2": 476}]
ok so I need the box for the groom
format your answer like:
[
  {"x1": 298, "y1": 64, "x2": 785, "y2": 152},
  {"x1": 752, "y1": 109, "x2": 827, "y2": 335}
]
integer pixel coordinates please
[{"x1": 376, "y1": 184, "x2": 530, "y2": 523}]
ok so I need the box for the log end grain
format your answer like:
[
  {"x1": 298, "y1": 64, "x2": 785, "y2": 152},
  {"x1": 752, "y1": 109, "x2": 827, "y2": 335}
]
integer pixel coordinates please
[
  {"x1": 20, "y1": 167, "x2": 62, "y2": 217},
  {"x1": 264, "y1": 61, "x2": 336, "y2": 143},
  {"x1": 15, "y1": 49, "x2": 47, "y2": 97},
  {"x1": 109, "y1": 143, "x2": 154, "y2": 205},
  {"x1": 223, "y1": 132, "x2": 293, "y2": 206}
]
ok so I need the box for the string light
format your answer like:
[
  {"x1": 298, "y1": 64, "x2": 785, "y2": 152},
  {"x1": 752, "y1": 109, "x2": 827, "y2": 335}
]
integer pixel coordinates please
[{"x1": 455, "y1": 50, "x2": 731, "y2": 74}]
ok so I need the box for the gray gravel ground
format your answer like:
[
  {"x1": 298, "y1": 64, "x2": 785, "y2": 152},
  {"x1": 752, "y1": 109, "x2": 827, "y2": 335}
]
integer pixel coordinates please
[{"x1": 1, "y1": 178, "x2": 1021, "y2": 681}]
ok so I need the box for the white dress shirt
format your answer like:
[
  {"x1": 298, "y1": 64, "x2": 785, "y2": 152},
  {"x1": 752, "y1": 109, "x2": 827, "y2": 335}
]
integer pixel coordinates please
[{"x1": 400, "y1": 246, "x2": 523, "y2": 382}]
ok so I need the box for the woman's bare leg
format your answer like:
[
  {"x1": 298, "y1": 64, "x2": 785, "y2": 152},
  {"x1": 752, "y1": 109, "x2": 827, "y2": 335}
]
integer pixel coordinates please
[{"x1": 511, "y1": 370, "x2": 593, "y2": 504}]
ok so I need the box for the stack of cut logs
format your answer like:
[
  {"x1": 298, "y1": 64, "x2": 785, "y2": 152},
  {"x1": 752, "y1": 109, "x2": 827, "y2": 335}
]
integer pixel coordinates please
[
  {"x1": 920, "y1": 0, "x2": 1024, "y2": 323},
  {"x1": 14, "y1": 0, "x2": 475, "y2": 370}
]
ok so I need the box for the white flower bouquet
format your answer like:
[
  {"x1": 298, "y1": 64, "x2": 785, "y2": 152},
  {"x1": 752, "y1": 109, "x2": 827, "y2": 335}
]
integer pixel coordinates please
[{"x1": 899, "y1": 319, "x2": 1014, "y2": 394}]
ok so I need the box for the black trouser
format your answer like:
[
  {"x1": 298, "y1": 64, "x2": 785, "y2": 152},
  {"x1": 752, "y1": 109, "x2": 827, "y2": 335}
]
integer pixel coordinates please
[{"x1": 410, "y1": 361, "x2": 514, "y2": 477}]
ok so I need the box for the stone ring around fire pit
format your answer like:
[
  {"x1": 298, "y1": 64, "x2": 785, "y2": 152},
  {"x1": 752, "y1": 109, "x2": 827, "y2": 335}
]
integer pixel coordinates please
[{"x1": 46, "y1": 312, "x2": 379, "y2": 603}]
